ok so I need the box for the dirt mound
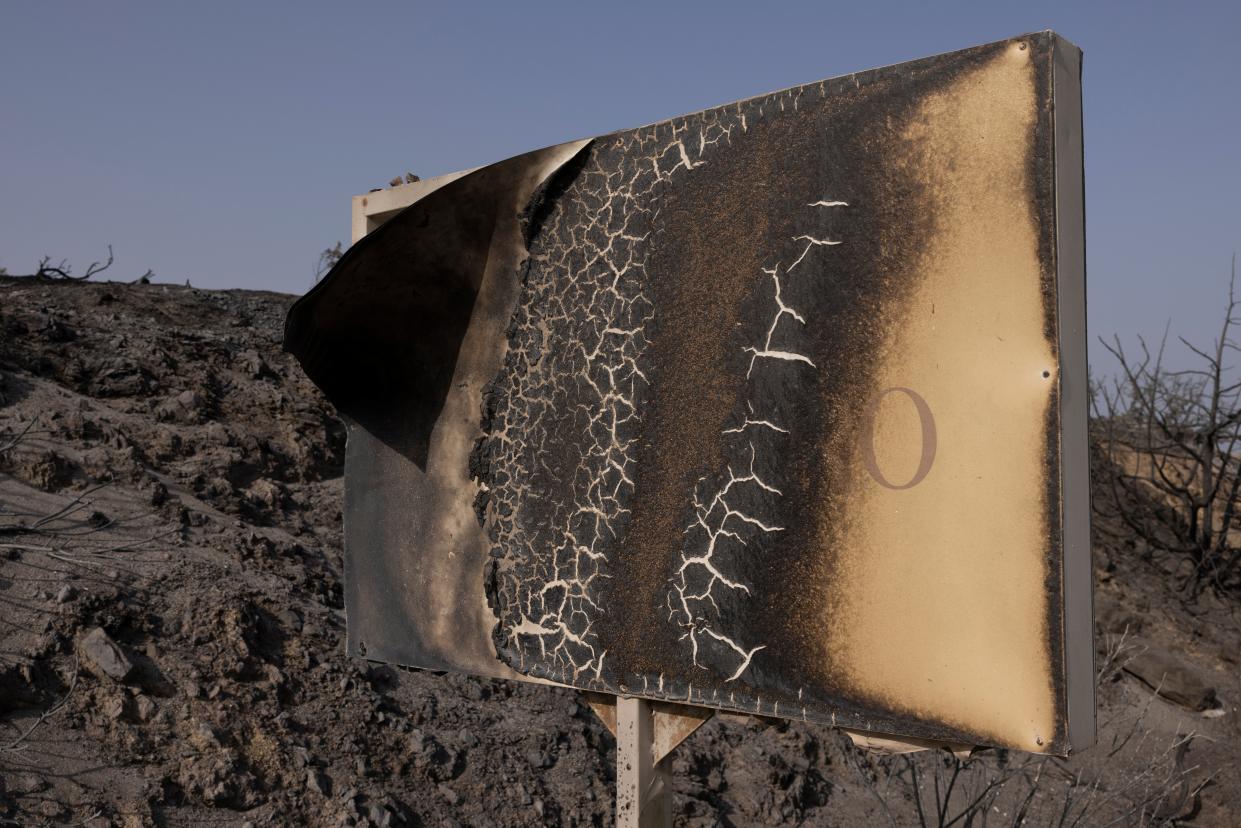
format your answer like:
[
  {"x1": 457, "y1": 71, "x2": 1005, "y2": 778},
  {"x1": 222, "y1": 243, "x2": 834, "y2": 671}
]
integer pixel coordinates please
[{"x1": 1, "y1": 275, "x2": 1237, "y2": 826}]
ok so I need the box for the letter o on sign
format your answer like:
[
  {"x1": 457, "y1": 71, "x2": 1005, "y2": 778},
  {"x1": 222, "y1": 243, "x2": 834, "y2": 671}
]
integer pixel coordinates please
[{"x1": 861, "y1": 387, "x2": 937, "y2": 490}]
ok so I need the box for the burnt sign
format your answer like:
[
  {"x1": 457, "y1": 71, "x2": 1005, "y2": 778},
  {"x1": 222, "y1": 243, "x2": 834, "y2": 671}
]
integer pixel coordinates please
[{"x1": 285, "y1": 32, "x2": 1092, "y2": 754}]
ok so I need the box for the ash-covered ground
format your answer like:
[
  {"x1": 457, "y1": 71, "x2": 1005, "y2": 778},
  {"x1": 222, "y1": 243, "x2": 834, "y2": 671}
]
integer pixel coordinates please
[{"x1": 0, "y1": 275, "x2": 1237, "y2": 827}]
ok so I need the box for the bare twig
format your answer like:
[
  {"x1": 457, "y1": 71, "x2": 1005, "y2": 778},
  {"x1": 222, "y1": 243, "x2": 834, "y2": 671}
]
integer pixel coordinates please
[
  {"x1": 0, "y1": 542, "x2": 54, "y2": 553},
  {"x1": 1097, "y1": 625, "x2": 1145, "y2": 684},
  {"x1": 31, "y1": 481, "x2": 115, "y2": 530},
  {"x1": 1093, "y1": 255, "x2": 1241, "y2": 598},
  {"x1": 27, "y1": 245, "x2": 114, "y2": 281},
  {"x1": 0, "y1": 416, "x2": 41, "y2": 453},
  {"x1": 0, "y1": 656, "x2": 79, "y2": 752}
]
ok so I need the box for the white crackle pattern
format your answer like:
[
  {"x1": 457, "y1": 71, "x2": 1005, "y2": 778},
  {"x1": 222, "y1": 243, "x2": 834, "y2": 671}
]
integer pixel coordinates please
[
  {"x1": 475, "y1": 115, "x2": 741, "y2": 684},
  {"x1": 666, "y1": 200, "x2": 847, "y2": 681}
]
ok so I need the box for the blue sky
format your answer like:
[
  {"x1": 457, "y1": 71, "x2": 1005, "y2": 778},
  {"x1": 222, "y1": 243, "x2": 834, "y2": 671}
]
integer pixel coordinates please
[{"x1": 2, "y1": 2, "x2": 1238, "y2": 367}]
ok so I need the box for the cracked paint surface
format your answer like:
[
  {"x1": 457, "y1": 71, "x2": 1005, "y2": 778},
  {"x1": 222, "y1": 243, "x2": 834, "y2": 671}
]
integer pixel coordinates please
[
  {"x1": 472, "y1": 116, "x2": 741, "y2": 684},
  {"x1": 453, "y1": 33, "x2": 1084, "y2": 754},
  {"x1": 667, "y1": 201, "x2": 846, "y2": 683},
  {"x1": 473, "y1": 78, "x2": 861, "y2": 696},
  {"x1": 471, "y1": 84, "x2": 852, "y2": 690}
]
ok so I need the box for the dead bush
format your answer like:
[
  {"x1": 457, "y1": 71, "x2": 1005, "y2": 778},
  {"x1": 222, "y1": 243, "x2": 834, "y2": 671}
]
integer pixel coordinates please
[{"x1": 1092, "y1": 255, "x2": 1241, "y2": 598}]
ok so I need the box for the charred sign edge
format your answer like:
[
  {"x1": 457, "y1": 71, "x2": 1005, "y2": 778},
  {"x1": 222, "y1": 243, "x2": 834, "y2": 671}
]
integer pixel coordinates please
[
  {"x1": 284, "y1": 146, "x2": 573, "y2": 390},
  {"x1": 1051, "y1": 34, "x2": 1095, "y2": 752},
  {"x1": 284, "y1": 141, "x2": 594, "y2": 678}
]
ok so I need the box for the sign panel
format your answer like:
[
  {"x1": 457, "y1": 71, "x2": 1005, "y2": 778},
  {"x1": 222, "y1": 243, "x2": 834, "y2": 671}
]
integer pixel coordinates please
[{"x1": 286, "y1": 32, "x2": 1092, "y2": 754}]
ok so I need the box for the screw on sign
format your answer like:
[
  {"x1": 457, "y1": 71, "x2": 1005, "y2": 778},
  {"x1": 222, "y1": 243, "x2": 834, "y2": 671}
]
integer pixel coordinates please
[{"x1": 285, "y1": 32, "x2": 1091, "y2": 826}]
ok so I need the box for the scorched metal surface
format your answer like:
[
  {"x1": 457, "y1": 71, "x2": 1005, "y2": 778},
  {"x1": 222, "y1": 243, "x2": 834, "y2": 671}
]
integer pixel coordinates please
[{"x1": 285, "y1": 31, "x2": 1092, "y2": 755}]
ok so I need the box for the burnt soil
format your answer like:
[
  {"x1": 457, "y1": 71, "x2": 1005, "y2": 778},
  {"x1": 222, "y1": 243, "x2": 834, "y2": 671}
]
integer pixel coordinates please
[{"x1": 0, "y1": 275, "x2": 1238, "y2": 827}]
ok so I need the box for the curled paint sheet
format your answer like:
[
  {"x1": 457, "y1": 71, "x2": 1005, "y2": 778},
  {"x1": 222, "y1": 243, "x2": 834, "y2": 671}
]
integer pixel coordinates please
[
  {"x1": 286, "y1": 140, "x2": 591, "y2": 684},
  {"x1": 286, "y1": 31, "x2": 1093, "y2": 755}
]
